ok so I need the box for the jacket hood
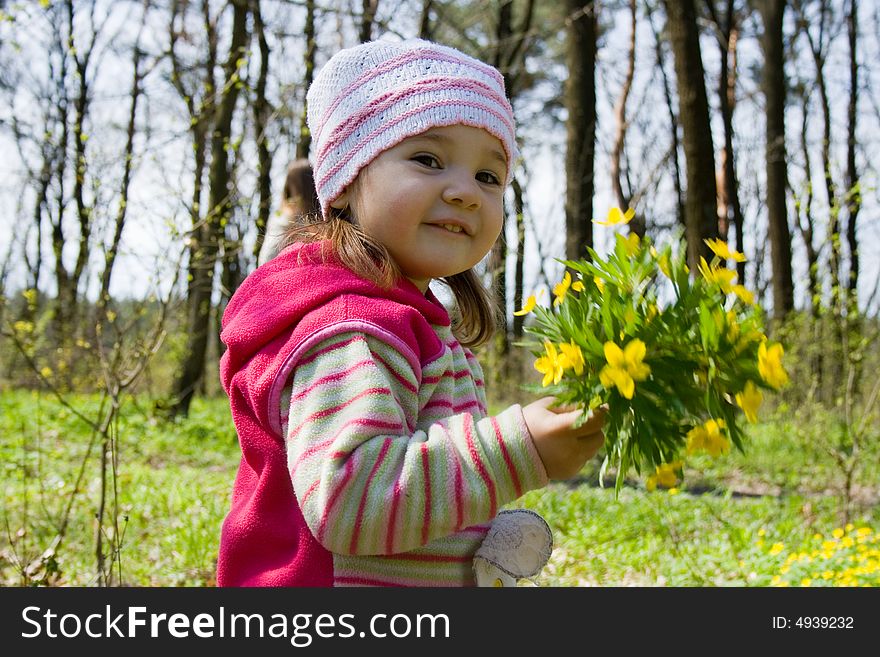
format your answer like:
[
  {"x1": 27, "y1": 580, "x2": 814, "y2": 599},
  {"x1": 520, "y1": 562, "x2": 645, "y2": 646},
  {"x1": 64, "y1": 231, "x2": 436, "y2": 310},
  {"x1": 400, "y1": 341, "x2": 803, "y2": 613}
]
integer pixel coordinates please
[{"x1": 219, "y1": 241, "x2": 451, "y2": 390}]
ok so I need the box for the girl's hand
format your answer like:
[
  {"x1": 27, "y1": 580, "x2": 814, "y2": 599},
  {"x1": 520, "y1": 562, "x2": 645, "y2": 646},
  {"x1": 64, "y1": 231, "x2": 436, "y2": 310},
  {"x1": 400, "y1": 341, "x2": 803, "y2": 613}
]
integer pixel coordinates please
[{"x1": 521, "y1": 397, "x2": 607, "y2": 480}]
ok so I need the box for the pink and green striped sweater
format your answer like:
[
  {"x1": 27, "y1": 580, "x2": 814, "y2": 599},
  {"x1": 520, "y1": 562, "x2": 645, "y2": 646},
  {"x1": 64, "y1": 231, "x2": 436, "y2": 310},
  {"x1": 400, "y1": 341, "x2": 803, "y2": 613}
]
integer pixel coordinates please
[{"x1": 218, "y1": 242, "x2": 548, "y2": 586}]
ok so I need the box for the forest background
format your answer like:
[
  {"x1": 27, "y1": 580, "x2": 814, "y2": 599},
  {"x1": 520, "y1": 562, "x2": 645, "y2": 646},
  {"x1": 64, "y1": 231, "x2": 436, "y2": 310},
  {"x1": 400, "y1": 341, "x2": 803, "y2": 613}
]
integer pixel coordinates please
[{"x1": 0, "y1": 0, "x2": 878, "y2": 587}]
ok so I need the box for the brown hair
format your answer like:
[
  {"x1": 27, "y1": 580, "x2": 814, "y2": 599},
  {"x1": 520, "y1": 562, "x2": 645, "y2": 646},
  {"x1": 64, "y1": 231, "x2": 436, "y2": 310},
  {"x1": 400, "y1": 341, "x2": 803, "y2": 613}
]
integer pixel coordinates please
[
  {"x1": 284, "y1": 209, "x2": 499, "y2": 348},
  {"x1": 281, "y1": 159, "x2": 321, "y2": 216}
]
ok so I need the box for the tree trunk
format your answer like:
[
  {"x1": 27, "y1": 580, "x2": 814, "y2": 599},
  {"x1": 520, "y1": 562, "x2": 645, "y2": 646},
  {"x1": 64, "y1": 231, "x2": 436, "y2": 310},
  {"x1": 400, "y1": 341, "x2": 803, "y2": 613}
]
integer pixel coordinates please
[
  {"x1": 845, "y1": 0, "x2": 860, "y2": 302},
  {"x1": 663, "y1": 0, "x2": 718, "y2": 270},
  {"x1": 512, "y1": 176, "x2": 526, "y2": 340},
  {"x1": 171, "y1": 0, "x2": 250, "y2": 417},
  {"x1": 252, "y1": 0, "x2": 273, "y2": 262},
  {"x1": 646, "y1": 1, "x2": 685, "y2": 231},
  {"x1": 710, "y1": 0, "x2": 746, "y2": 283},
  {"x1": 360, "y1": 0, "x2": 379, "y2": 43},
  {"x1": 759, "y1": 0, "x2": 795, "y2": 320},
  {"x1": 611, "y1": 0, "x2": 640, "y2": 237},
  {"x1": 66, "y1": 0, "x2": 95, "y2": 338},
  {"x1": 487, "y1": 0, "x2": 535, "y2": 375},
  {"x1": 296, "y1": 0, "x2": 316, "y2": 160},
  {"x1": 98, "y1": 12, "x2": 147, "y2": 309},
  {"x1": 50, "y1": 0, "x2": 98, "y2": 344},
  {"x1": 794, "y1": 87, "x2": 819, "y2": 318},
  {"x1": 564, "y1": 0, "x2": 598, "y2": 261},
  {"x1": 794, "y1": 0, "x2": 839, "y2": 309},
  {"x1": 419, "y1": 0, "x2": 434, "y2": 39}
]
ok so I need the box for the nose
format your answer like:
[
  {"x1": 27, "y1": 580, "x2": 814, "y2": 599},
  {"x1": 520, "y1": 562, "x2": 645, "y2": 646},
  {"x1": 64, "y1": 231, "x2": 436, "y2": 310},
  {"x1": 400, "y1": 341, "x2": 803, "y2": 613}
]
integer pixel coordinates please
[{"x1": 441, "y1": 169, "x2": 481, "y2": 209}]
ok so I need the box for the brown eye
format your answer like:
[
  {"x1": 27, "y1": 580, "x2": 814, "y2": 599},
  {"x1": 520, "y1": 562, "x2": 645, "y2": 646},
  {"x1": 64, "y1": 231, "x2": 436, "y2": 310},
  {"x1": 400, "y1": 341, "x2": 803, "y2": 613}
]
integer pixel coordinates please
[
  {"x1": 412, "y1": 154, "x2": 441, "y2": 168},
  {"x1": 476, "y1": 171, "x2": 501, "y2": 185}
]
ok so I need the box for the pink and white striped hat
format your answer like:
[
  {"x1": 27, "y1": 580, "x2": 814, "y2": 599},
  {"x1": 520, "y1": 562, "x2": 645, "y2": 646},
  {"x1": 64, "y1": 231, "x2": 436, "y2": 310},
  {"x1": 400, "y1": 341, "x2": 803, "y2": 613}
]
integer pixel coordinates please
[{"x1": 306, "y1": 38, "x2": 518, "y2": 218}]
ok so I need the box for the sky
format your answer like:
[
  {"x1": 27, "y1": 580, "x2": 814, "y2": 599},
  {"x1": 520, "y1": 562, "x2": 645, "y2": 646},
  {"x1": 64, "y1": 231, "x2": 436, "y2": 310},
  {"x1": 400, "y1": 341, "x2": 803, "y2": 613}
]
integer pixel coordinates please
[{"x1": 1, "y1": 0, "x2": 877, "y2": 318}]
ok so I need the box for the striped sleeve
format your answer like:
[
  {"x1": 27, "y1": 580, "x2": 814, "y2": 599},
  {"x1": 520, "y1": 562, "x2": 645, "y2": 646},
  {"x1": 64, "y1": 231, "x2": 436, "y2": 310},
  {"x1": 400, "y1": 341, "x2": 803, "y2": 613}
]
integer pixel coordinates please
[{"x1": 285, "y1": 330, "x2": 548, "y2": 556}]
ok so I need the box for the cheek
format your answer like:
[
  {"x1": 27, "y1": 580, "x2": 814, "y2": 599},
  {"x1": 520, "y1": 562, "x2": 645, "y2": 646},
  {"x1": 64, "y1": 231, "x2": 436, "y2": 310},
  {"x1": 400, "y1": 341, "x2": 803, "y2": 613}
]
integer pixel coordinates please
[{"x1": 484, "y1": 204, "x2": 504, "y2": 241}]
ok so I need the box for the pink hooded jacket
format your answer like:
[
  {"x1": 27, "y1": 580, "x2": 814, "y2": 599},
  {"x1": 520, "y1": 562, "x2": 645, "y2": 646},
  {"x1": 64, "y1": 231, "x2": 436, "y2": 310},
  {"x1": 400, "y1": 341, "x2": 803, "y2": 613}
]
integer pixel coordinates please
[{"x1": 217, "y1": 242, "x2": 451, "y2": 586}]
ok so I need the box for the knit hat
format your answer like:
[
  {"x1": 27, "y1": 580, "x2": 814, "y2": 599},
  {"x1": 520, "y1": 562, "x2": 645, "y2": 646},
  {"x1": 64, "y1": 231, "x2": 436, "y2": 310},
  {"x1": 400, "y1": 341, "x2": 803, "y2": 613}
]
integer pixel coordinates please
[{"x1": 306, "y1": 38, "x2": 518, "y2": 217}]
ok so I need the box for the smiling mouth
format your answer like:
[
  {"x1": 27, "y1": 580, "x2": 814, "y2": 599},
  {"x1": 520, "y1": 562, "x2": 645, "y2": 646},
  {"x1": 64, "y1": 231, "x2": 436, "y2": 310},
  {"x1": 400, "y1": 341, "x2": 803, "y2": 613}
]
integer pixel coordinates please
[{"x1": 432, "y1": 223, "x2": 468, "y2": 235}]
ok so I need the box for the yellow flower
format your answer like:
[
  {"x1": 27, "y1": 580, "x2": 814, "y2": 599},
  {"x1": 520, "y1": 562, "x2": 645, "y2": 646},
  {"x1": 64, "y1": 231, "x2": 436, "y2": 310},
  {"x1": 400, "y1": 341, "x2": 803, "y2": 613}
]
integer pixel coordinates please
[
  {"x1": 687, "y1": 419, "x2": 729, "y2": 456},
  {"x1": 534, "y1": 341, "x2": 565, "y2": 387},
  {"x1": 758, "y1": 341, "x2": 789, "y2": 389},
  {"x1": 594, "y1": 276, "x2": 605, "y2": 293},
  {"x1": 686, "y1": 426, "x2": 707, "y2": 455},
  {"x1": 832, "y1": 528, "x2": 845, "y2": 539},
  {"x1": 553, "y1": 271, "x2": 583, "y2": 306},
  {"x1": 736, "y1": 380, "x2": 763, "y2": 423},
  {"x1": 514, "y1": 294, "x2": 538, "y2": 316},
  {"x1": 705, "y1": 238, "x2": 746, "y2": 262},
  {"x1": 599, "y1": 339, "x2": 651, "y2": 399},
  {"x1": 698, "y1": 257, "x2": 736, "y2": 293},
  {"x1": 801, "y1": 578, "x2": 812, "y2": 587},
  {"x1": 646, "y1": 461, "x2": 681, "y2": 491},
  {"x1": 593, "y1": 206, "x2": 635, "y2": 226},
  {"x1": 558, "y1": 340, "x2": 585, "y2": 376},
  {"x1": 731, "y1": 284, "x2": 755, "y2": 305},
  {"x1": 769, "y1": 542, "x2": 785, "y2": 556},
  {"x1": 704, "y1": 419, "x2": 730, "y2": 456}
]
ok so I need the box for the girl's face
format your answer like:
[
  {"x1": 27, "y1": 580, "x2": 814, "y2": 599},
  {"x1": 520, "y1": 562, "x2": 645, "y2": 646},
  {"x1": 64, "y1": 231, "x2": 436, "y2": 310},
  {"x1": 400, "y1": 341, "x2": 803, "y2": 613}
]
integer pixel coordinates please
[{"x1": 331, "y1": 124, "x2": 506, "y2": 292}]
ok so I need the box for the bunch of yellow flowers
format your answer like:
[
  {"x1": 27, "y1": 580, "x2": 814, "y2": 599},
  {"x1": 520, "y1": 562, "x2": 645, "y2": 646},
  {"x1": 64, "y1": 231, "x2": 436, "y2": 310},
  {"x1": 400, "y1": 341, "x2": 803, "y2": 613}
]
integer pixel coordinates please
[{"x1": 517, "y1": 209, "x2": 788, "y2": 494}]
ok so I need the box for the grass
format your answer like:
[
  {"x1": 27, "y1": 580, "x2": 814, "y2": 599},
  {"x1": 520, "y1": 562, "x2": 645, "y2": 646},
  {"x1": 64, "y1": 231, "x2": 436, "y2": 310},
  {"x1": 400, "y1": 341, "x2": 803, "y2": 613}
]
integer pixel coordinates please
[
  {"x1": 1, "y1": 388, "x2": 878, "y2": 587},
  {"x1": 1, "y1": 389, "x2": 240, "y2": 586}
]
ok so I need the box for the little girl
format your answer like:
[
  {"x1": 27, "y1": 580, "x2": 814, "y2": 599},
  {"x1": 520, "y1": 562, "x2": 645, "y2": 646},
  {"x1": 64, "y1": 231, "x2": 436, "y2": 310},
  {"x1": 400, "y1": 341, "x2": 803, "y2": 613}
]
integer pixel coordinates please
[{"x1": 217, "y1": 38, "x2": 605, "y2": 587}]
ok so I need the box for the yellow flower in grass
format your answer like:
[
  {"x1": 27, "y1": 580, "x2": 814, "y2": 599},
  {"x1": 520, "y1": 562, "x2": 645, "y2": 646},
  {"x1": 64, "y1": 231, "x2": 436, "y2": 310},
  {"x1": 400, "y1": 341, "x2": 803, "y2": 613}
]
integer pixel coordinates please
[
  {"x1": 558, "y1": 340, "x2": 585, "y2": 376},
  {"x1": 594, "y1": 206, "x2": 635, "y2": 226},
  {"x1": 736, "y1": 380, "x2": 763, "y2": 423},
  {"x1": 758, "y1": 341, "x2": 789, "y2": 389},
  {"x1": 553, "y1": 271, "x2": 584, "y2": 306},
  {"x1": 599, "y1": 339, "x2": 650, "y2": 399},
  {"x1": 646, "y1": 461, "x2": 682, "y2": 491},
  {"x1": 769, "y1": 542, "x2": 785, "y2": 556},
  {"x1": 698, "y1": 257, "x2": 736, "y2": 293},
  {"x1": 705, "y1": 238, "x2": 746, "y2": 263},
  {"x1": 594, "y1": 276, "x2": 605, "y2": 293},
  {"x1": 534, "y1": 341, "x2": 565, "y2": 387},
  {"x1": 686, "y1": 419, "x2": 730, "y2": 457}
]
